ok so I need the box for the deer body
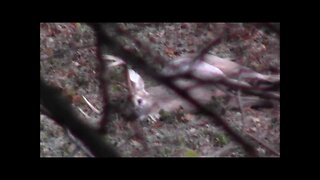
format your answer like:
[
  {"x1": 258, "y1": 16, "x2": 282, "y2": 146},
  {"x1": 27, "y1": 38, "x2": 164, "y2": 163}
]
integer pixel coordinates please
[{"x1": 102, "y1": 53, "x2": 279, "y2": 123}]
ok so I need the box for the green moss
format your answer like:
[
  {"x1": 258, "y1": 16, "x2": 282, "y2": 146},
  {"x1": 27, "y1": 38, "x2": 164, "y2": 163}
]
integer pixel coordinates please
[
  {"x1": 214, "y1": 132, "x2": 230, "y2": 147},
  {"x1": 175, "y1": 135, "x2": 185, "y2": 146},
  {"x1": 204, "y1": 96, "x2": 227, "y2": 115},
  {"x1": 159, "y1": 109, "x2": 176, "y2": 124},
  {"x1": 110, "y1": 84, "x2": 123, "y2": 93},
  {"x1": 163, "y1": 147, "x2": 171, "y2": 155},
  {"x1": 184, "y1": 149, "x2": 199, "y2": 157}
]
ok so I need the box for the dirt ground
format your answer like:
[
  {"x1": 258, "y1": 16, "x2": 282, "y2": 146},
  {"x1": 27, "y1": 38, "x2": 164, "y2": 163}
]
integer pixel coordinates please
[{"x1": 40, "y1": 23, "x2": 280, "y2": 157}]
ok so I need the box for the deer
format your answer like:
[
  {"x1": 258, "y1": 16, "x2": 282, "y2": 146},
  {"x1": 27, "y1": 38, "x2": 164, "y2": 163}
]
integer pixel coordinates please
[{"x1": 84, "y1": 53, "x2": 280, "y2": 124}]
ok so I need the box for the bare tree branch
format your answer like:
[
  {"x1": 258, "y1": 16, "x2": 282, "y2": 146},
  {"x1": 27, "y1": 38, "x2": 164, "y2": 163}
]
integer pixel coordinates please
[
  {"x1": 189, "y1": 27, "x2": 226, "y2": 63},
  {"x1": 90, "y1": 24, "x2": 111, "y2": 133},
  {"x1": 65, "y1": 129, "x2": 94, "y2": 157},
  {"x1": 236, "y1": 86, "x2": 246, "y2": 134},
  {"x1": 40, "y1": 77, "x2": 119, "y2": 157}
]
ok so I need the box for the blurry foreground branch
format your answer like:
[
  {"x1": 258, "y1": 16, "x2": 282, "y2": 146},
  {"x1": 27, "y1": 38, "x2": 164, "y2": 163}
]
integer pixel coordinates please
[{"x1": 40, "y1": 77, "x2": 119, "y2": 157}]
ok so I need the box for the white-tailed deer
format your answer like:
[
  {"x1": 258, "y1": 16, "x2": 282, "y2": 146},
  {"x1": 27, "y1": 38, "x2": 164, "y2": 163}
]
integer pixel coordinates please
[{"x1": 83, "y1": 54, "x2": 279, "y2": 123}]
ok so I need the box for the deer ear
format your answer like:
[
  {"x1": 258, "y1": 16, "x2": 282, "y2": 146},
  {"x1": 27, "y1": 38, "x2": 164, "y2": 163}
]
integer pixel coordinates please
[
  {"x1": 103, "y1": 54, "x2": 126, "y2": 67},
  {"x1": 128, "y1": 69, "x2": 146, "y2": 91}
]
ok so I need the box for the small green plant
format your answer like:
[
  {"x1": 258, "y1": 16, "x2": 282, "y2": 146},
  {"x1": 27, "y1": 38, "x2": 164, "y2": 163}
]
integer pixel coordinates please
[
  {"x1": 174, "y1": 135, "x2": 184, "y2": 146},
  {"x1": 214, "y1": 132, "x2": 230, "y2": 147},
  {"x1": 184, "y1": 149, "x2": 199, "y2": 157},
  {"x1": 201, "y1": 96, "x2": 227, "y2": 115},
  {"x1": 159, "y1": 109, "x2": 176, "y2": 124},
  {"x1": 163, "y1": 147, "x2": 171, "y2": 156}
]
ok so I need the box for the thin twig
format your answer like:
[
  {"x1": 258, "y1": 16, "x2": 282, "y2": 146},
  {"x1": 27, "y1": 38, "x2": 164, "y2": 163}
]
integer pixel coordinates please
[
  {"x1": 82, "y1": 95, "x2": 101, "y2": 114},
  {"x1": 77, "y1": 107, "x2": 91, "y2": 119},
  {"x1": 235, "y1": 74, "x2": 246, "y2": 133},
  {"x1": 237, "y1": 86, "x2": 246, "y2": 133},
  {"x1": 191, "y1": 27, "x2": 227, "y2": 63},
  {"x1": 110, "y1": 24, "x2": 169, "y2": 66}
]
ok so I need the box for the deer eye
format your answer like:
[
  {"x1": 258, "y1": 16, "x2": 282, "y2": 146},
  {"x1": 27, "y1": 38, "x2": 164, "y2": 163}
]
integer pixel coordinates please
[{"x1": 137, "y1": 98, "x2": 142, "y2": 105}]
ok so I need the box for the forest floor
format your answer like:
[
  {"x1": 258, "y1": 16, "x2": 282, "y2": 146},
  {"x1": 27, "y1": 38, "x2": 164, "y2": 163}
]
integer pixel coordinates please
[{"x1": 40, "y1": 23, "x2": 280, "y2": 157}]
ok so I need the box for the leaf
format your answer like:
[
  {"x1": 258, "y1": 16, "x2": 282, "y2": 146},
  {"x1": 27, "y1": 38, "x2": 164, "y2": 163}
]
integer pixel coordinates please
[
  {"x1": 44, "y1": 48, "x2": 53, "y2": 57},
  {"x1": 151, "y1": 121, "x2": 163, "y2": 129},
  {"x1": 72, "y1": 95, "x2": 83, "y2": 105},
  {"x1": 67, "y1": 69, "x2": 76, "y2": 78},
  {"x1": 184, "y1": 149, "x2": 199, "y2": 157},
  {"x1": 148, "y1": 35, "x2": 156, "y2": 43},
  {"x1": 165, "y1": 48, "x2": 175, "y2": 57}
]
